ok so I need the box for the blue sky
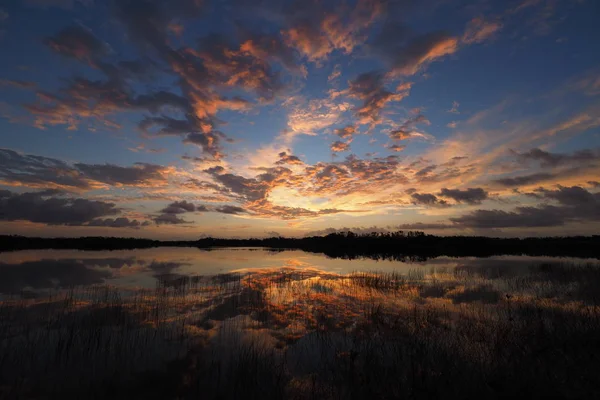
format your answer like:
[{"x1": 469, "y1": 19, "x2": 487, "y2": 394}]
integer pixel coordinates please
[{"x1": 1, "y1": 0, "x2": 599, "y2": 238}]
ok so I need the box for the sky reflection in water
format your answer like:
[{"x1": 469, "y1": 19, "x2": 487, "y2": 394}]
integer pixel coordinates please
[{"x1": 1, "y1": 247, "x2": 599, "y2": 294}]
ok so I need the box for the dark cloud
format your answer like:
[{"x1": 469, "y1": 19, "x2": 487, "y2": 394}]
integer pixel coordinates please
[
  {"x1": 139, "y1": 116, "x2": 227, "y2": 158},
  {"x1": 45, "y1": 25, "x2": 110, "y2": 62},
  {"x1": 0, "y1": 190, "x2": 120, "y2": 225},
  {"x1": 438, "y1": 188, "x2": 488, "y2": 205},
  {"x1": 395, "y1": 222, "x2": 455, "y2": 230},
  {"x1": 181, "y1": 155, "x2": 208, "y2": 163},
  {"x1": 414, "y1": 164, "x2": 437, "y2": 177},
  {"x1": 513, "y1": 147, "x2": 600, "y2": 168},
  {"x1": 74, "y1": 162, "x2": 168, "y2": 186},
  {"x1": 160, "y1": 200, "x2": 198, "y2": 214},
  {"x1": 375, "y1": 28, "x2": 459, "y2": 76},
  {"x1": 494, "y1": 148, "x2": 600, "y2": 188},
  {"x1": 389, "y1": 114, "x2": 430, "y2": 141},
  {"x1": 153, "y1": 200, "x2": 208, "y2": 224},
  {"x1": 0, "y1": 148, "x2": 91, "y2": 189},
  {"x1": 0, "y1": 148, "x2": 170, "y2": 189},
  {"x1": 153, "y1": 213, "x2": 189, "y2": 225},
  {"x1": 494, "y1": 172, "x2": 556, "y2": 187},
  {"x1": 215, "y1": 205, "x2": 247, "y2": 215},
  {"x1": 451, "y1": 186, "x2": 600, "y2": 228},
  {"x1": 450, "y1": 206, "x2": 566, "y2": 228},
  {"x1": 204, "y1": 167, "x2": 273, "y2": 202},
  {"x1": 334, "y1": 125, "x2": 356, "y2": 140},
  {"x1": 348, "y1": 71, "x2": 405, "y2": 125},
  {"x1": 410, "y1": 192, "x2": 447, "y2": 206},
  {"x1": 25, "y1": 0, "x2": 253, "y2": 157},
  {"x1": 276, "y1": 152, "x2": 304, "y2": 166},
  {"x1": 539, "y1": 185, "x2": 600, "y2": 208},
  {"x1": 87, "y1": 217, "x2": 149, "y2": 228}
]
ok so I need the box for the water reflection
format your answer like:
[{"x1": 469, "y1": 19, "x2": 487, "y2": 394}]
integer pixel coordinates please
[
  {"x1": 2, "y1": 249, "x2": 600, "y2": 398},
  {"x1": 1, "y1": 247, "x2": 599, "y2": 295}
]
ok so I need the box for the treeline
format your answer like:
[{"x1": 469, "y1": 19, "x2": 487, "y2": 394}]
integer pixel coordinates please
[{"x1": 2, "y1": 232, "x2": 600, "y2": 259}]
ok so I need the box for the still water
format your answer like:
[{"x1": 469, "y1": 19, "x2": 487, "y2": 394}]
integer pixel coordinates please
[
  {"x1": 3, "y1": 247, "x2": 600, "y2": 398},
  {"x1": 1, "y1": 247, "x2": 599, "y2": 294}
]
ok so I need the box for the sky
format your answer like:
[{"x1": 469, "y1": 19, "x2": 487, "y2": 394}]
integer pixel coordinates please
[{"x1": 0, "y1": 0, "x2": 599, "y2": 239}]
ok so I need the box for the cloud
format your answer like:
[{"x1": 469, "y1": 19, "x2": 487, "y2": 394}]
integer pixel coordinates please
[
  {"x1": 348, "y1": 71, "x2": 408, "y2": 125},
  {"x1": 0, "y1": 79, "x2": 36, "y2": 89},
  {"x1": 24, "y1": 0, "x2": 92, "y2": 9},
  {"x1": 494, "y1": 172, "x2": 556, "y2": 187},
  {"x1": 275, "y1": 152, "x2": 304, "y2": 166},
  {"x1": 87, "y1": 217, "x2": 149, "y2": 228},
  {"x1": 153, "y1": 200, "x2": 208, "y2": 224},
  {"x1": 74, "y1": 162, "x2": 169, "y2": 186},
  {"x1": 374, "y1": 27, "x2": 459, "y2": 76},
  {"x1": 328, "y1": 64, "x2": 341, "y2": 82},
  {"x1": 539, "y1": 185, "x2": 600, "y2": 208},
  {"x1": 489, "y1": 145, "x2": 600, "y2": 190},
  {"x1": 192, "y1": 33, "x2": 288, "y2": 102},
  {"x1": 395, "y1": 222, "x2": 456, "y2": 230},
  {"x1": 513, "y1": 147, "x2": 600, "y2": 168},
  {"x1": 566, "y1": 69, "x2": 600, "y2": 96},
  {"x1": 462, "y1": 17, "x2": 502, "y2": 44},
  {"x1": 287, "y1": 97, "x2": 350, "y2": 136},
  {"x1": 0, "y1": 189, "x2": 121, "y2": 225},
  {"x1": 387, "y1": 144, "x2": 406, "y2": 152},
  {"x1": 414, "y1": 164, "x2": 437, "y2": 178},
  {"x1": 451, "y1": 186, "x2": 600, "y2": 228},
  {"x1": 153, "y1": 213, "x2": 189, "y2": 225},
  {"x1": 334, "y1": 125, "x2": 356, "y2": 140},
  {"x1": 0, "y1": 148, "x2": 92, "y2": 189},
  {"x1": 204, "y1": 166, "x2": 274, "y2": 203},
  {"x1": 388, "y1": 114, "x2": 431, "y2": 141},
  {"x1": 410, "y1": 192, "x2": 448, "y2": 207},
  {"x1": 160, "y1": 200, "x2": 198, "y2": 214},
  {"x1": 26, "y1": 0, "x2": 293, "y2": 157},
  {"x1": 238, "y1": 32, "x2": 307, "y2": 78},
  {"x1": 438, "y1": 188, "x2": 489, "y2": 205},
  {"x1": 331, "y1": 140, "x2": 351, "y2": 153},
  {"x1": 0, "y1": 148, "x2": 171, "y2": 190},
  {"x1": 196, "y1": 154, "x2": 408, "y2": 219},
  {"x1": 44, "y1": 25, "x2": 110, "y2": 62},
  {"x1": 450, "y1": 206, "x2": 566, "y2": 228},
  {"x1": 394, "y1": 32, "x2": 458, "y2": 76},
  {"x1": 281, "y1": 0, "x2": 382, "y2": 62},
  {"x1": 266, "y1": 231, "x2": 282, "y2": 237},
  {"x1": 215, "y1": 205, "x2": 247, "y2": 215},
  {"x1": 448, "y1": 101, "x2": 460, "y2": 114}
]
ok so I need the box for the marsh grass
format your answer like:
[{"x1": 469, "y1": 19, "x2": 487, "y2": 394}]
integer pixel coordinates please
[{"x1": 2, "y1": 262, "x2": 600, "y2": 399}]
